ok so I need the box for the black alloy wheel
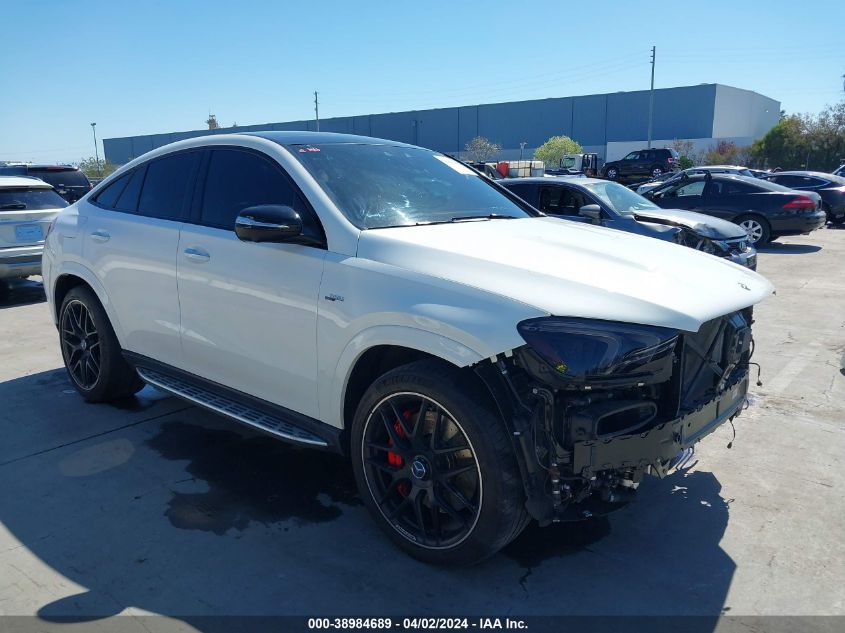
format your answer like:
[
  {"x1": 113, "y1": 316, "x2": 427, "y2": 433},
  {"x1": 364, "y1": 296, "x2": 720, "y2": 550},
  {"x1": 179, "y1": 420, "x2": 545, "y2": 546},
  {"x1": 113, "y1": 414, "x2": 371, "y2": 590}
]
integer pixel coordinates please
[
  {"x1": 361, "y1": 392, "x2": 482, "y2": 550},
  {"x1": 61, "y1": 299, "x2": 101, "y2": 390}
]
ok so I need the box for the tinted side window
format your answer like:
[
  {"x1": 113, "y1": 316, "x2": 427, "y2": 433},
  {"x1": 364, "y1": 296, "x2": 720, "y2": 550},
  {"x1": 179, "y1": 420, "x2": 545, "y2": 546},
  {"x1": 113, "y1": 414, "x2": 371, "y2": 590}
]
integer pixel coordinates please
[
  {"x1": 674, "y1": 181, "x2": 705, "y2": 197},
  {"x1": 115, "y1": 167, "x2": 146, "y2": 213},
  {"x1": 772, "y1": 175, "x2": 802, "y2": 188},
  {"x1": 504, "y1": 183, "x2": 534, "y2": 203},
  {"x1": 94, "y1": 173, "x2": 130, "y2": 208},
  {"x1": 710, "y1": 180, "x2": 755, "y2": 196},
  {"x1": 200, "y1": 149, "x2": 295, "y2": 229},
  {"x1": 138, "y1": 152, "x2": 198, "y2": 220}
]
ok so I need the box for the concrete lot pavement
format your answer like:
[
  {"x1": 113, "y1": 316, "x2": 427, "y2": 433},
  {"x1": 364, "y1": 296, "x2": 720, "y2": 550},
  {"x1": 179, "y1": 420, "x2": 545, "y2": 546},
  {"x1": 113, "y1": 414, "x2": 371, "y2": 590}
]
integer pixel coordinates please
[{"x1": 0, "y1": 228, "x2": 843, "y2": 626}]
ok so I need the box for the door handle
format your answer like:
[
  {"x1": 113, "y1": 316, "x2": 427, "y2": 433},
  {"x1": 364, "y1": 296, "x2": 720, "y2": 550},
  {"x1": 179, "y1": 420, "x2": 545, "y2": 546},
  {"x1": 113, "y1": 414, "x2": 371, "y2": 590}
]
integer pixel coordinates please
[
  {"x1": 183, "y1": 247, "x2": 210, "y2": 263},
  {"x1": 90, "y1": 229, "x2": 110, "y2": 242}
]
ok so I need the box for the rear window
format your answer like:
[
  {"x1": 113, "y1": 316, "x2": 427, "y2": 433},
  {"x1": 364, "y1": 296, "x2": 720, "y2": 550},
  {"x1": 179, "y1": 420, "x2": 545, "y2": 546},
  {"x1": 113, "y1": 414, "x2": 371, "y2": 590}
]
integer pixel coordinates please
[
  {"x1": 0, "y1": 188, "x2": 69, "y2": 211},
  {"x1": 31, "y1": 168, "x2": 90, "y2": 188},
  {"x1": 746, "y1": 177, "x2": 794, "y2": 192}
]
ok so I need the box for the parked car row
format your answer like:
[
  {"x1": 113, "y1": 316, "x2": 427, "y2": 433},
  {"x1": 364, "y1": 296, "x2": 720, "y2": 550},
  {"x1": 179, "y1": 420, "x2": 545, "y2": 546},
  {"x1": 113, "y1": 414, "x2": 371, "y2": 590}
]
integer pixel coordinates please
[
  {"x1": 642, "y1": 172, "x2": 827, "y2": 246},
  {"x1": 500, "y1": 177, "x2": 757, "y2": 268}
]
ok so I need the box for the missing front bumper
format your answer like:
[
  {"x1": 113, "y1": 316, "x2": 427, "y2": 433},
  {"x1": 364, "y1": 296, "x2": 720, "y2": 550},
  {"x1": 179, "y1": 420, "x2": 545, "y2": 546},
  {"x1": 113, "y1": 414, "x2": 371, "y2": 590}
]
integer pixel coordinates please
[{"x1": 572, "y1": 372, "x2": 748, "y2": 477}]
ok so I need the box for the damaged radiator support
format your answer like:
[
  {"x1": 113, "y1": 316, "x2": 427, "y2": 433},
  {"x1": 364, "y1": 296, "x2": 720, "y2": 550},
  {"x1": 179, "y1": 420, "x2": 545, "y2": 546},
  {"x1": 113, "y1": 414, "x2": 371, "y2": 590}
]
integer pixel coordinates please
[{"x1": 475, "y1": 309, "x2": 754, "y2": 525}]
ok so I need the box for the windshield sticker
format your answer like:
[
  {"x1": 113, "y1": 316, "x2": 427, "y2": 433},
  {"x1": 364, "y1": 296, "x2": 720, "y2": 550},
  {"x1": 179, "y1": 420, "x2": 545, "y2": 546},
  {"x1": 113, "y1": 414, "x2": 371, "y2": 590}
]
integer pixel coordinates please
[{"x1": 434, "y1": 155, "x2": 476, "y2": 175}]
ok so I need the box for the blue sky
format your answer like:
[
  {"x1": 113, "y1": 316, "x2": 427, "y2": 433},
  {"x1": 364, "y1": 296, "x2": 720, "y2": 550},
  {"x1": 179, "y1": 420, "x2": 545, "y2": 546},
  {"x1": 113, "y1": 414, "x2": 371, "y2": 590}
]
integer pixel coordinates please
[{"x1": 1, "y1": 0, "x2": 843, "y2": 164}]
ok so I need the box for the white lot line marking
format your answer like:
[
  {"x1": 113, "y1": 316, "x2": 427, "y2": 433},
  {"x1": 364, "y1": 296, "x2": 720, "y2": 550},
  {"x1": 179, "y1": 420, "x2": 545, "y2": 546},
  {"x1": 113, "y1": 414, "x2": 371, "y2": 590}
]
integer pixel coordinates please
[{"x1": 765, "y1": 351, "x2": 815, "y2": 394}]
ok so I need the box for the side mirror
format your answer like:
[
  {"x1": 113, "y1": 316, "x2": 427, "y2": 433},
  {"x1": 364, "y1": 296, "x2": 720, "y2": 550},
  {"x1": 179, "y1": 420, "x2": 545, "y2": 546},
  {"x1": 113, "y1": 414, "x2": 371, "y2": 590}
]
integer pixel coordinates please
[
  {"x1": 579, "y1": 204, "x2": 602, "y2": 221},
  {"x1": 235, "y1": 205, "x2": 303, "y2": 243}
]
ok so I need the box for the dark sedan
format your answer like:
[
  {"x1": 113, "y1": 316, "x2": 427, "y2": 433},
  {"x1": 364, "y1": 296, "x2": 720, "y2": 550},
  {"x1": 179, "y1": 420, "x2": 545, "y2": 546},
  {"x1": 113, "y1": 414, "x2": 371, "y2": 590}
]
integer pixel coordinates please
[
  {"x1": 643, "y1": 173, "x2": 826, "y2": 246},
  {"x1": 762, "y1": 171, "x2": 845, "y2": 225},
  {"x1": 501, "y1": 176, "x2": 756, "y2": 268}
]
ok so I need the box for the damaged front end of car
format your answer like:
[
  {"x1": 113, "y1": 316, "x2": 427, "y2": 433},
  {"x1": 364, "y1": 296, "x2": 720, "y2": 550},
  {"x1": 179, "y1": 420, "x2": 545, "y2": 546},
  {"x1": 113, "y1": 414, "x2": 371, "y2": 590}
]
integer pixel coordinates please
[
  {"x1": 674, "y1": 230, "x2": 757, "y2": 270},
  {"x1": 474, "y1": 311, "x2": 754, "y2": 524}
]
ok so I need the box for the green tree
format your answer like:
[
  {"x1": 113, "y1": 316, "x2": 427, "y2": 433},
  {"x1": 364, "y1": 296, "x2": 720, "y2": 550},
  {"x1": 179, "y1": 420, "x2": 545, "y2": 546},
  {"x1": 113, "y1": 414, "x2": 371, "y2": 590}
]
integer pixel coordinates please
[
  {"x1": 76, "y1": 156, "x2": 118, "y2": 179},
  {"x1": 670, "y1": 138, "x2": 696, "y2": 169},
  {"x1": 533, "y1": 135, "x2": 583, "y2": 168},
  {"x1": 750, "y1": 101, "x2": 845, "y2": 170},
  {"x1": 464, "y1": 136, "x2": 500, "y2": 163}
]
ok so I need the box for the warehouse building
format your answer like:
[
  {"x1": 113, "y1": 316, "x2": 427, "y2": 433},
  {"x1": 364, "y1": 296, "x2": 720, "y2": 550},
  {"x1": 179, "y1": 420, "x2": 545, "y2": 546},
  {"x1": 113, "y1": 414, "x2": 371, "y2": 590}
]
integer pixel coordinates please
[{"x1": 103, "y1": 83, "x2": 779, "y2": 166}]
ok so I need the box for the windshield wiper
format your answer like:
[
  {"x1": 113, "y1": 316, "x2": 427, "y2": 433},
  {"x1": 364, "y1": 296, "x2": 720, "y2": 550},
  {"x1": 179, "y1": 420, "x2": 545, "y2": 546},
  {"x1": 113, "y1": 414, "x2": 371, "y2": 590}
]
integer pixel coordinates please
[
  {"x1": 0, "y1": 203, "x2": 27, "y2": 210},
  {"x1": 448, "y1": 213, "x2": 516, "y2": 222}
]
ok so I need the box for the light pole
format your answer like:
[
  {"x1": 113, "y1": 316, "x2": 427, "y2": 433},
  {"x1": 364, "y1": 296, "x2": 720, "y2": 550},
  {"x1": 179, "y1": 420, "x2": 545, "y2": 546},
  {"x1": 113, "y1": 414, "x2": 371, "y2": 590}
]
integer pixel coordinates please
[
  {"x1": 647, "y1": 46, "x2": 656, "y2": 149},
  {"x1": 90, "y1": 122, "x2": 101, "y2": 176},
  {"x1": 519, "y1": 142, "x2": 527, "y2": 161}
]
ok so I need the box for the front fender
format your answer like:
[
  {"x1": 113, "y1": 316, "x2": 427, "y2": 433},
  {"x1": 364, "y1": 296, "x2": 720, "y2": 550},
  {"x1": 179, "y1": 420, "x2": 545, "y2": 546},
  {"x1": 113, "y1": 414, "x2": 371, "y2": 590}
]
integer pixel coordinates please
[{"x1": 321, "y1": 325, "x2": 484, "y2": 430}]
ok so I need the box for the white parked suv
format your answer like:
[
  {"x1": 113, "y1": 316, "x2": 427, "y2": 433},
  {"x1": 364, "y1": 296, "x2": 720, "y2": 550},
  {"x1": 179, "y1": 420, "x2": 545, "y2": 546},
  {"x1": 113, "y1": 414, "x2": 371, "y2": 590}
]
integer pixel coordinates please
[
  {"x1": 43, "y1": 132, "x2": 773, "y2": 564},
  {"x1": 1, "y1": 176, "x2": 67, "y2": 280}
]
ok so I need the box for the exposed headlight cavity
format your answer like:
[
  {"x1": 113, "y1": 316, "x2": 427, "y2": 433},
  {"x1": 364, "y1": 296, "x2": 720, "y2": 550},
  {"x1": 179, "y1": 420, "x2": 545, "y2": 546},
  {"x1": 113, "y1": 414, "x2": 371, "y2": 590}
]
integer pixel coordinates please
[{"x1": 516, "y1": 318, "x2": 680, "y2": 388}]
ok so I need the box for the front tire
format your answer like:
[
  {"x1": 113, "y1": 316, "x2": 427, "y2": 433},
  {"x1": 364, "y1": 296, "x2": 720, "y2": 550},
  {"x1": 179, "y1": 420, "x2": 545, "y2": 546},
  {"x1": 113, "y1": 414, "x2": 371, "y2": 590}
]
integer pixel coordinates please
[
  {"x1": 736, "y1": 214, "x2": 771, "y2": 246},
  {"x1": 605, "y1": 166, "x2": 619, "y2": 180},
  {"x1": 351, "y1": 359, "x2": 527, "y2": 565},
  {"x1": 59, "y1": 286, "x2": 143, "y2": 402}
]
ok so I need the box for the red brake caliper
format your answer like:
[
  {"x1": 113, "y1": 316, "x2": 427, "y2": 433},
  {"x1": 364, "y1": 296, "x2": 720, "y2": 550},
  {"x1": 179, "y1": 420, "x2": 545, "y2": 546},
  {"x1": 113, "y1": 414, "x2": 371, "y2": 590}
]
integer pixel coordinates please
[{"x1": 388, "y1": 411, "x2": 412, "y2": 498}]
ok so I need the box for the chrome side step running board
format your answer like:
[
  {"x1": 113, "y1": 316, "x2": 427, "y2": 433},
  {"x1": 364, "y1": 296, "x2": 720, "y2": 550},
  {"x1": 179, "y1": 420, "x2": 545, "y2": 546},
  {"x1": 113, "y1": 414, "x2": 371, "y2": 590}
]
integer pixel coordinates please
[{"x1": 137, "y1": 367, "x2": 329, "y2": 448}]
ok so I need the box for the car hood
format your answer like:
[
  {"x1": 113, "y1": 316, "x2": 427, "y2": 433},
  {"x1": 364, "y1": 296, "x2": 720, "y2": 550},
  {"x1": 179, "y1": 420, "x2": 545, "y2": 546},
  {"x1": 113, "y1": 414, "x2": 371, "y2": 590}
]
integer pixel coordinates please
[
  {"x1": 357, "y1": 217, "x2": 773, "y2": 333},
  {"x1": 631, "y1": 208, "x2": 746, "y2": 239}
]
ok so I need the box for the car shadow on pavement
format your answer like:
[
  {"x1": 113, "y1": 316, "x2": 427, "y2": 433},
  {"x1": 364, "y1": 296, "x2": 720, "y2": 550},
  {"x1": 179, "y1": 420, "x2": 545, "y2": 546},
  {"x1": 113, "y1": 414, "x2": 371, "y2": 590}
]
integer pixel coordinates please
[
  {"x1": 0, "y1": 368, "x2": 734, "y2": 623},
  {"x1": 757, "y1": 242, "x2": 821, "y2": 254},
  {"x1": 0, "y1": 277, "x2": 45, "y2": 309}
]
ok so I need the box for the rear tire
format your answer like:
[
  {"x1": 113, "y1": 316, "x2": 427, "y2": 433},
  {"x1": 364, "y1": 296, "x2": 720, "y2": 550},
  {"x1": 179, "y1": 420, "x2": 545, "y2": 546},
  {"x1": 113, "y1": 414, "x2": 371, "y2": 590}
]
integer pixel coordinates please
[
  {"x1": 59, "y1": 286, "x2": 143, "y2": 402},
  {"x1": 651, "y1": 166, "x2": 664, "y2": 178},
  {"x1": 350, "y1": 359, "x2": 527, "y2": 565},
  {"x1": 735, "y1": 214, "x2": 771, "y2": 246},
  {"x1": 605, "y1": 166, "x2": 619, "y2": 180}
]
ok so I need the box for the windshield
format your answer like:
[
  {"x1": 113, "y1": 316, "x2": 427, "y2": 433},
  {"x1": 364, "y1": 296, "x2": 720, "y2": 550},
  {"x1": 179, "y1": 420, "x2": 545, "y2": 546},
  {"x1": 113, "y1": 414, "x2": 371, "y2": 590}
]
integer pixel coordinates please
[
  {"x1": 0, "y1": 188, "x2": 68, "y2": 210},
  {"x1": 560, "y1": 156, "x2": 577, "y2": 169},
  {"x1": 583, "y1": 181, "x2": 660, "y2": 216},
  {"x1": 288, "y1": 144, "x2": 533, "y2": 229}
]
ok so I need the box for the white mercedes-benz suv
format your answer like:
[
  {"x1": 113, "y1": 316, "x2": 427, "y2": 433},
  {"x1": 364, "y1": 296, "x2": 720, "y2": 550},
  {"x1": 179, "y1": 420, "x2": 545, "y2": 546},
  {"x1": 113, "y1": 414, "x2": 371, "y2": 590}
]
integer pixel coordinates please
[{"x1": 43, "y1": 132, "x2": 773, "y2": 565}]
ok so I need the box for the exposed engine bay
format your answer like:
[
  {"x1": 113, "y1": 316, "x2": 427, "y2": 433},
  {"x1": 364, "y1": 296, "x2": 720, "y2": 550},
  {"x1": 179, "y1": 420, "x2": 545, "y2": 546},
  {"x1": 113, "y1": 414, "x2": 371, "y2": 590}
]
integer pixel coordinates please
[{"x1": 475, "y1": 310, "x2": 755, "y2": 524}]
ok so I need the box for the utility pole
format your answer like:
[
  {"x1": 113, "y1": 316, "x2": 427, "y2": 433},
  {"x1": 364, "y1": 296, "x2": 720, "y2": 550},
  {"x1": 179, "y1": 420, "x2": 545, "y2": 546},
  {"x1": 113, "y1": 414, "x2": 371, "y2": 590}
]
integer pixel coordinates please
[
  {"x1": 647, "y1": 46, "x2": 656, "y2": 149},
  {"x1": 90, "y1": 122, "x2": 101, "y2": 176},
  {"x1": 519, "y1": 142, "x2": 527, "y2": 161},
  {"x1": 314, "y1": 91, "x2": 320, "y2": 132}
]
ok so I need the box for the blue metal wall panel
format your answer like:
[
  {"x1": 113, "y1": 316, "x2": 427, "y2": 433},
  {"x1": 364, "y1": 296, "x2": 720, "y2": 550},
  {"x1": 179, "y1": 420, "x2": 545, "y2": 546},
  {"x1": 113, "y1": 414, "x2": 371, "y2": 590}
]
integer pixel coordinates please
[
  {"x1": 416, "y1": 108, "x2": 459, "y2": 153},
  {"x1": 103, "y1": 85, "x2": 773, "y2": 165},
  {"x1": 477, "y1": 98, "x2": 573, "y2": 149},
  {"x1": 457, "y1": 106, "x2": 478, "y2": 148},
  {"x1": 653, "y1": 84, "x2": 716, "y2": 139},
  {"x1": 572, "y1": 94, "x2": 606, "y2": 146},
  {"x1": 352, "y1": 116, "x2": 372, "y2": 136},
  {"x1": 103, "y1": 138, "x2": 134, "y2": 164},
  {"x1": 370, "y1": 112, "x2": 416, "y2": 144}
]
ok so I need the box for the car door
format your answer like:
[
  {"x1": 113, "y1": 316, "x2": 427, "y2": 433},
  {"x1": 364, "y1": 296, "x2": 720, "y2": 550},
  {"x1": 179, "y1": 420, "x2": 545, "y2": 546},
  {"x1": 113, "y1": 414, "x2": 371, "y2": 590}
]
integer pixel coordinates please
[
  {"x1": 635, "y1": 150, "x2": 653, "y2": 177},
  {"x1": 703, "y1": 178, "x2": 759, "y2": 221},
  {"x1": 619, "y1": 152, "x2": 640, "y2": 177},
  {"x1": 83, "y1": 150, "x2": 199, "y2": 367},
  {"x1": 176, "y1": 146, "x2": 327, "y2": 419},
  {"x1": 652, "y1": 179, "x2": 706, "y2": 210},
  {"x1": 537, "y1": 184, "x2": 592, "y2": 224}
]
